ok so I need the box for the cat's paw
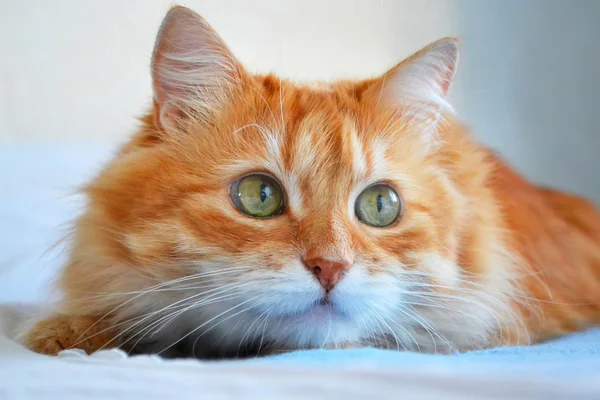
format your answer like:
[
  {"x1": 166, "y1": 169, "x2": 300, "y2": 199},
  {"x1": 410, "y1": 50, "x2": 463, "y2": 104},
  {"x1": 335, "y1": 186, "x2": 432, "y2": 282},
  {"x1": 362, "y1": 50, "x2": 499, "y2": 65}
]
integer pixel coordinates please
[{"x1": 24, "y1": 315, "x2": 119, "y2": 356}]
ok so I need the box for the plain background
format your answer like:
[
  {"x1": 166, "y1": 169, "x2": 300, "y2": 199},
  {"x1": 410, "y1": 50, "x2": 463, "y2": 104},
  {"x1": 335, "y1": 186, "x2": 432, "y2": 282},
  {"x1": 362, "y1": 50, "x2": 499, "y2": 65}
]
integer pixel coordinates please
[{"x1": 1, "y1": 0, "x2": 598, "y2": 205}]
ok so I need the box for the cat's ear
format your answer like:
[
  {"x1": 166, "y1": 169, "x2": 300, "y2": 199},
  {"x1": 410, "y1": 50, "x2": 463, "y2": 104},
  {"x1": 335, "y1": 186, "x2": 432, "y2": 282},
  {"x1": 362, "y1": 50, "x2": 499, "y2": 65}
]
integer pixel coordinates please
[
  {"x1": 151, "y1": 6, "x2": 245, "y2": 131},
  {"x1": 379, "y1": 38, "x2": 459, "y2": 116}
]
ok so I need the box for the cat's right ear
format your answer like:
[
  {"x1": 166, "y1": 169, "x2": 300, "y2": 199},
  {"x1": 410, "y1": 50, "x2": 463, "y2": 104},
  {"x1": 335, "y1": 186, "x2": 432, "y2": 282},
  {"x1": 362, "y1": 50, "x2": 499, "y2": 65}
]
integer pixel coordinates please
[{"x1": 151, "y1": 7, "x2": 245, "y2": 131}]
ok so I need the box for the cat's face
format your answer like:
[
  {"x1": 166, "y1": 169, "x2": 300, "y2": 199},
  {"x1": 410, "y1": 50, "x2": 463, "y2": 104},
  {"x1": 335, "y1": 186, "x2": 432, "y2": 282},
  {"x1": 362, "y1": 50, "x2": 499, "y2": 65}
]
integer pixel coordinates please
[{"x1": 72, "y1": 7, "x2": 513, "y2": 355}]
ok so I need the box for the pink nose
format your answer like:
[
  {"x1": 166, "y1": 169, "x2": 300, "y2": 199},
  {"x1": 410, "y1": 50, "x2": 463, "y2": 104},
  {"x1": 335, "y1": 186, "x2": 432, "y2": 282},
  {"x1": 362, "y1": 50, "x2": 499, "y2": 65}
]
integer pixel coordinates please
[{"x1": 304, "y1": 257, "x2": 351, "y2": 292}]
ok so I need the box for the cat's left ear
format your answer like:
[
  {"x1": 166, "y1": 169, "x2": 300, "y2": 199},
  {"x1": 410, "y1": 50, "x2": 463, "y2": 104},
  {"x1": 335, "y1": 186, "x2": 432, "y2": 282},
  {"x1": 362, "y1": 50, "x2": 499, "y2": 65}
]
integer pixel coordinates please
[
  {"x1": 151, "y1": 7, "x2": 247, "y2": 131},
  {"x1": 377, "y1": 38, "x2": 459, "y2": 116}
]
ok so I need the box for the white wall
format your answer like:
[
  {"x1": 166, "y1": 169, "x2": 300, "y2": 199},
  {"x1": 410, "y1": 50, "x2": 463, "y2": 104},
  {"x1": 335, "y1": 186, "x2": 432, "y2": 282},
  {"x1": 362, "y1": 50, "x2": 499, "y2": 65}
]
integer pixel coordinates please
[{"x1": 0, "y1": 0, "x2": 454, "y2": 141}]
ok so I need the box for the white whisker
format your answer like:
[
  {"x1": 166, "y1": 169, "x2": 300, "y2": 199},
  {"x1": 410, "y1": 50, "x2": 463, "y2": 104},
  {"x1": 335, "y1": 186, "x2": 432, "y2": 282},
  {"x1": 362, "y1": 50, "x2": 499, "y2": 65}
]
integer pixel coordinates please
[{"x1": 157, "y1": 295, "x2": 260, "y2": 355}]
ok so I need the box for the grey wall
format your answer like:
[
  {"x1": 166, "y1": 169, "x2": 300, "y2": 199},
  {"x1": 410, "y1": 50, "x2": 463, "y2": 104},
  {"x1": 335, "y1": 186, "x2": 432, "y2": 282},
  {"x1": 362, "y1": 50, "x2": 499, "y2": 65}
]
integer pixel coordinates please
[{"x1": 453, "y1": 0, "x2": 600, "y2": 203}]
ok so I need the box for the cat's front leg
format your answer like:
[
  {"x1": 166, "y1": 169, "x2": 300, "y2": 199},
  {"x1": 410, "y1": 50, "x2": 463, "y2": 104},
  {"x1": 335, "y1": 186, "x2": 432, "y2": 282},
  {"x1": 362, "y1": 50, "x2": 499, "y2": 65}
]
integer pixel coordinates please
[{"x1": 24, "y1": 314, "x2": 120, "y2": 355}]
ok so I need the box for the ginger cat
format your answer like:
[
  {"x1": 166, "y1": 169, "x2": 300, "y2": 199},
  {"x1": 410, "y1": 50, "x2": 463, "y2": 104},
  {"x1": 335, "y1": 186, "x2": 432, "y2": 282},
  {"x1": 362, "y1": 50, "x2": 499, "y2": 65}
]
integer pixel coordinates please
[{"x1": 25, "y1": 6, "x2": 600, "y2": 358}]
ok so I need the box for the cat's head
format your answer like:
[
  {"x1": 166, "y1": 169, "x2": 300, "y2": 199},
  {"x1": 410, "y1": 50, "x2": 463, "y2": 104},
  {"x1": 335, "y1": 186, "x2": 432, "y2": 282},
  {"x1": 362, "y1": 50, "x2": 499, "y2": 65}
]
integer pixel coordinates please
[{"x1": 65, "y1": 6, "x2": 515, "y2": 355}]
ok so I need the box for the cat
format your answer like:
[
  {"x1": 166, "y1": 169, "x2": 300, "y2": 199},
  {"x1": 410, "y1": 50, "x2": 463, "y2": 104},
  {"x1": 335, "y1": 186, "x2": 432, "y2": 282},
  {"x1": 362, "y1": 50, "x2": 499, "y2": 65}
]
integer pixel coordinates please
[{"x1": 24, "y1": 6, "x2": 600, "y2": 358}]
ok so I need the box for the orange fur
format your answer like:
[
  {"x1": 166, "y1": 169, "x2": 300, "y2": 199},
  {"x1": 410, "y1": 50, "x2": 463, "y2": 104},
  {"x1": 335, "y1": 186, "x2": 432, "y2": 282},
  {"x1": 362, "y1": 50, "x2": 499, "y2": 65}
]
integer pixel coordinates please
[{"x1": 25, "y1": 6, "x2": 600, "y2": 357}]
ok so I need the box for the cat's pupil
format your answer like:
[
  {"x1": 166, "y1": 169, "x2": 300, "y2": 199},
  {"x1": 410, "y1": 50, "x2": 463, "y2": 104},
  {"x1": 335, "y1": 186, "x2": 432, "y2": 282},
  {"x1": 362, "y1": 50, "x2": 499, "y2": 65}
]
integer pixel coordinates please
[
  {"x1": 260, "y1": 184, "x2": 269, "y2": 202},
  {"x1": 376, "y1": 194, "x2": 384, "y2": 213}
]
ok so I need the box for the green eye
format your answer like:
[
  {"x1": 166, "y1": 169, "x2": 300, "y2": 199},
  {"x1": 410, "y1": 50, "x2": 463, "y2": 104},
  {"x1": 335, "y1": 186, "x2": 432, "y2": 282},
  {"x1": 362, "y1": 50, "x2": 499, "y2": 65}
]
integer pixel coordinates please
[
  {"x1": 231, "y1": 174, "x2": 284, "y2": 218},
  {"x1": 355, "y1": 184, "x2": 402, "y2": 227}
]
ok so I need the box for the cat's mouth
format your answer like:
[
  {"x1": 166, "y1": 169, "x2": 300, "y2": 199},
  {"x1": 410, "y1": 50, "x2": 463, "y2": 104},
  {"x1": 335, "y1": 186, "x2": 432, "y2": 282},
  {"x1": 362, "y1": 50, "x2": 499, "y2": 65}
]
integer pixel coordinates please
[{"x1": 319, "y1": 293, "x2": 332, "y2": 306}]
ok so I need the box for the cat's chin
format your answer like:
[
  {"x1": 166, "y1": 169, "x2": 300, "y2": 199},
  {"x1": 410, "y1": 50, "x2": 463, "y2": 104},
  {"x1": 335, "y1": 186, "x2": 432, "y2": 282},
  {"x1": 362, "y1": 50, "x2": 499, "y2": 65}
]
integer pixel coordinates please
[
  {"x1": 288, "y1": 302, "x2": 347, "y2": 324},
  {"x1": 269, "y1": 300, "x2": 357, "y2": 336},
  {"x1": 263, "y1": 303, "x2": 361, "y2": 351}
]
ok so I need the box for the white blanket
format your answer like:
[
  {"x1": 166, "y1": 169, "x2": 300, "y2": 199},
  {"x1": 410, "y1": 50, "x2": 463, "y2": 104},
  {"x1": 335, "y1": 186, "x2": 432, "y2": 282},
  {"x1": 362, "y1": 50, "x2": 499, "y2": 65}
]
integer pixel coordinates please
[{"x1": 1, "y1": 306, "x2": 598, "y2": 400}]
